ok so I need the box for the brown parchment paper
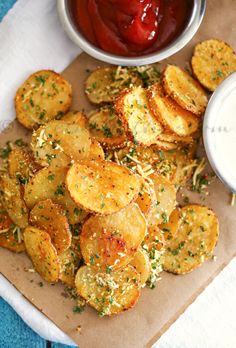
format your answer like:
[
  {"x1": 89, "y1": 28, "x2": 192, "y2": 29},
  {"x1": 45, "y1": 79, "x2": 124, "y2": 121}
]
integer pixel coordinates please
[{"x1": 1, "y1": 1, "x2": 236, "y2": 347}]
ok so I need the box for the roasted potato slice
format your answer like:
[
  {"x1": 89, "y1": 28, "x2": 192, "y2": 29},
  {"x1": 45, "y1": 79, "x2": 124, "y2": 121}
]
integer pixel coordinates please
[
  {"x1": 24, "y1": 226, "x2": 60, "y2": 282},
  {"x1": 0, "y1": 204, "x2": 25, "y2": 253},
  {"x1": 66, "y1": 160, "x2": 141, "y2": 215},
  {"x1": 148, "y1": 175, "x2": 176, "y2": 226},
  {"x1": 75, "y1": 264, "x2": 141, "y2": 316},
  {"x1": 24, "y1": 167, "x2": 87, "y2": 224},
  {"x1": 147, "y1": 84, "x2": 199, "y2": 136},
  {"x1": 130, "y1": 249, "x2": 151, "y2": 286},
  {"x1": 161, "y1": 205, "x2": 219, "y2": 274},
  {"x1": 15, "y1": 70, "x2": 72, "y2": 129},
  {"x1": 191, "y1": 39, "x2": 236, "y2": 91},
  {"x1": 88, "y1": 107, "x2": 126, "y2": 148},
  {"x1": 136, "y1": 178, "x2": 156, "y2": 217},
  {"x1": 85, "y1": 67, "x2": 142, "y2": 104},
  {"x1": 116, "y1": 87, "x2": 163, "y2": 146},
  {"x1": 159, "y1": 207, "x2": 182, "y2": 242},
  {"x1": 61, "y1": 111, "x2": 88, "y2": 127},
  {"x1": 164, "y1": 143, "x2": 197, "y2": 186},
  {"x1": 89, "y1": 139, "x2": 105, "y2": 160},
  {"x1": 8, "y1": 148, "x2": 39, "y2": 184},
  {"x1": 31, "y1": 120, "x2": 91, "y2": 168},
  {"x1": 80, "y1": 203, "x2": 146, "y2": 270},
  {"x1": 0, "y1": 174, "x2": 28, "y2": 228},
  {"x1": 144, "y1": 225, "x2": 165, "y2": 252},
  {"x1": 163, "y1": 65, "x2": 208, "y2": 115},
  {"x1": 157, "y1": 131, "x2": 193, "y2": 144},
  {"x1": 59, "y1": 247, "x2": 82, "y2": 287},
  {"x1": 0, "y1": 229, "x2": 25, "y2": 253},
  {"x1": 29, "y1": 199, "x2": 71, "y2": 254}
]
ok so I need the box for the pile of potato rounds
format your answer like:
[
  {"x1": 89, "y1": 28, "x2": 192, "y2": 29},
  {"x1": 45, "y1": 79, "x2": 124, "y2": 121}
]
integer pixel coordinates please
[{"x1": 2, "y1": 38, "x2": 235, "y2": 316}]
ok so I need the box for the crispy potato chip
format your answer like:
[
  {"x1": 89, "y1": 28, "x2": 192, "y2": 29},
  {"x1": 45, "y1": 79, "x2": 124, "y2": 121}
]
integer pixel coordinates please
[
  {"x1": 161, "y1": 205, "x2": 219, "y2": 274},
  {"x1": 29, "y1": 199, "x2": 72, "y2": 254},
  {"x1": 88, "y1": 107, "x2": 126, "y2": 148},
  {"x1": 66, "y1": 160, "x2": 141, "y2": 215},
  {"x1": 147, "y1": 84, "x2": 200, "y2": 136},
  {"x1": 8, "y1": 148, "x2": 39, "y2": 184},
  {"x1": 0, "y1": 230, "x2": 25, "y2": 253},
  {"x1": 148, "y1": 175, "x2": 176, "y2": 226},
  {"x1": 164, "y1": 143, "x2": 197, "y2": 186},
  {"x1": 0, "y1": 203, "x2": 25, "y2": 253},
  {"x1": 136, "y1": 178, "x2": 156, "y2": 217},
  {"x1": 61, "y1": 111, "x2": 88, "y2": 127},
  {"x1": 31, "y1": 120, "x2": 91, "y2": 168},
  {"x1": 15, "y1": 70, "x2": 72, "y2": 129},
  {"x1": 157, "y1": 131, "x2": 193, "y2": 144},
  {"x1": 75, "y1": 264, "x2": 141, "y2": 316},
  {"x1": 24, "y1": 167, "x2": 87, "y2": 224},
  {"x1": 144, "y1": 225, "x2": 165, "y2": 252},
  {"x1": 116, "y1": 87, "x2": 163, "y2": 146},
  {"x1": 159, "y1": 207, "x2": 182, "y2": 242},
  {"x1": 163, "y1": 65, "x2": 208, "y2": 115},
  {"x1": 85, "y1": 67, "x2": 142, "y2": 104},
  {"x1": 59, "y1": 248, "x2": 82, "y2": 287},
  {"x1": 191, "y1": 39, "x2": 236, "y2": 91},
  {"x1": 130, "y1": 249, "x2": 151, "y2": 286},
  {"x1": 24, "y1": 226, "x2": 60, "y2": 282},
  {"x1": 80, "y1": 203, "x2": 146, "y2": 270},
  {"x1": 0, "y1": 174, "x2": 28, "y2": 228},
  {"x1": 89, "y1": 139, "x2": 105, "y2": 160}
]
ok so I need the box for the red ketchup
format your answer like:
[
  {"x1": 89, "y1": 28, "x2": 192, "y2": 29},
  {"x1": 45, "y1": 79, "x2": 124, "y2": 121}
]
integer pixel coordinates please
[{"x1": 69, "y1": 0, "x2": 193, "y2": 56}]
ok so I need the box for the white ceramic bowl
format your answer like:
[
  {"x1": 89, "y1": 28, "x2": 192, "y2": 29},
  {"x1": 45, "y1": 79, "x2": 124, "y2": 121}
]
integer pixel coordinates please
[
  {"x1": 57, "y1": 0, "x2": 206, "y2": 66},
  {"x1": 203, "y1": 72, "x2": 236, "y2": 193}
]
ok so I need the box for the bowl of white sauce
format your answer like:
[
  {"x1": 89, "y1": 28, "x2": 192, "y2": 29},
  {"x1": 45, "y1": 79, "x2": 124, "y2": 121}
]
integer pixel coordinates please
[{"x1": 203, "y1": 72, "x2": 236, "y2": 193}]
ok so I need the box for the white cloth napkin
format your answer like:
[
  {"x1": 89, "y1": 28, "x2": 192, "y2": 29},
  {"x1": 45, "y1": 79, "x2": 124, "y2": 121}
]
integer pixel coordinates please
[{"x1": 0, "y1": 1, "x2": 236, "y2": 347}]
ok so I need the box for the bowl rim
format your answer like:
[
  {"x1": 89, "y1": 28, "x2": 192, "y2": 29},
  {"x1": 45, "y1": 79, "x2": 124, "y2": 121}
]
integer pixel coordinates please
[
  {"x1": 203, "y1": 72, "x2": 236, "y2": 194},
  {"x1": 57, "y1": 0, "x2": 206, "y2": 66}
]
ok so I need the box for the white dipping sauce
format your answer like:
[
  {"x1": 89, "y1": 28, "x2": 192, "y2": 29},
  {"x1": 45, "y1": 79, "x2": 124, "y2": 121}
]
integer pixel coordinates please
[{"x1": 203, "y1": 72, "x2": 236, "y2": 193}]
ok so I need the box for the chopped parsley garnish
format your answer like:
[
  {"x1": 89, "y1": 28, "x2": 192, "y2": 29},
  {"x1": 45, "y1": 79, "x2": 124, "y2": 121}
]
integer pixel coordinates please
[
  {"x1": 14, "y1": 138, "x2": 25, "y2": 147},
  {"x1": 73, "y1": 305, "x2": 85, "y2": 314},
  {"x1": 102, "y1": 125, "x2": 112, "y2": 138},
  {"x1": 35, "y1": 75, "x2": 46, "y2": 85},
  {"x1": 47, "y1": 174, "x2": 55, "y2": 181},
  {"x1": 54, "y1": 185, "x2": 64, "y2": 196}
]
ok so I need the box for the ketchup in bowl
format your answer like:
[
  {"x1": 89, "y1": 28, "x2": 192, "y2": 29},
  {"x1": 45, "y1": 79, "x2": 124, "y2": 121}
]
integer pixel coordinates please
[{"x1": 68, "y1": 0, "x2": 193, "y2": 57}]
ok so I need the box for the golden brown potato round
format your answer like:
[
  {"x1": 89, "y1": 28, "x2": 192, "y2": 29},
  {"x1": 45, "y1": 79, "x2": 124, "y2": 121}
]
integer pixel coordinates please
[
  {"x1": 8, "y1": 148, "x2": 39, "y2": 183},
  {"x1": 147, "y1": 84, "x2": 200, "y2": 137},
  {"x1": 80, "y1": 203, "x2": 146, "y2": 271},
  {"x1": 89, "y1": 139, "x2": 105, "y2": 160},
  {"x1": 29, "y1": 199, "x2": 72, "y2": 254},
  {"x1": 31, "y1": 120, "x2": 91, "y2": 168},
  {"x1": 15, "y1": 70, "x2": 72, "y2": 129},
  {"x1": 66, "y1": 160, "x2": 141, "y2": 215},
  {"x1": 0, "y1": 203, "x2": 25, "y2": 253},
  {"x1": 164, "y1": 143, "x2": 197, "y2": 186},
  {"x1": 144, "y1": 225, "x2": 165, "y2": 252},
  {"x1": 24, "y1": 226, "x2": 60, "y2": 282},
  {"x1": 161, "y1": 205, "x2": 219, "y2": 274},
  {"x1": 0, "y1": 174, "x2": 28, "y2": 228},
  {"x1": 130, "y1": 249, "x2": 151, "y2": 286},
  {"x1": 148, "y1": 175, "x2": 176, "y2": 226},
  {"x1": 191, "y1": 39, "x2": 236, "y2": 91},
  {"x1": 85, "y1": 67, "x2": 142, "y2": 104},
  {"x1": 61, "y1": 111, "x2": 88, "y2": 127},
  {"x1": 136, "y1": 178, "x2": 156, "y2": 217},
  {"x1": 163, "y1": 65, "x2": 208, "y2": 115},
  {"x1": 0, "y1": 230, "x2": 25, "y2": 253},
  {"x1": 88, "y1": 107, "x2": 126, "y2": 148},
  {"x1": 115, "y1": 87, "x2": 163, "y2": 146},
  {"x1": 159, "y1": 207, "x2": 182, "y2": 242},
  {"x1": 157, "y1": 131, "x2": 193, "y2": 144},
  {"x1": 75, "y1": 264, "x2": 141, "y2": 316},
  {"x1": 59, "y1": 248, "x2": 82, "y2": 287},
  {"x1": 24, "y1": 167, "x2": 87, "y2": 224}
]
